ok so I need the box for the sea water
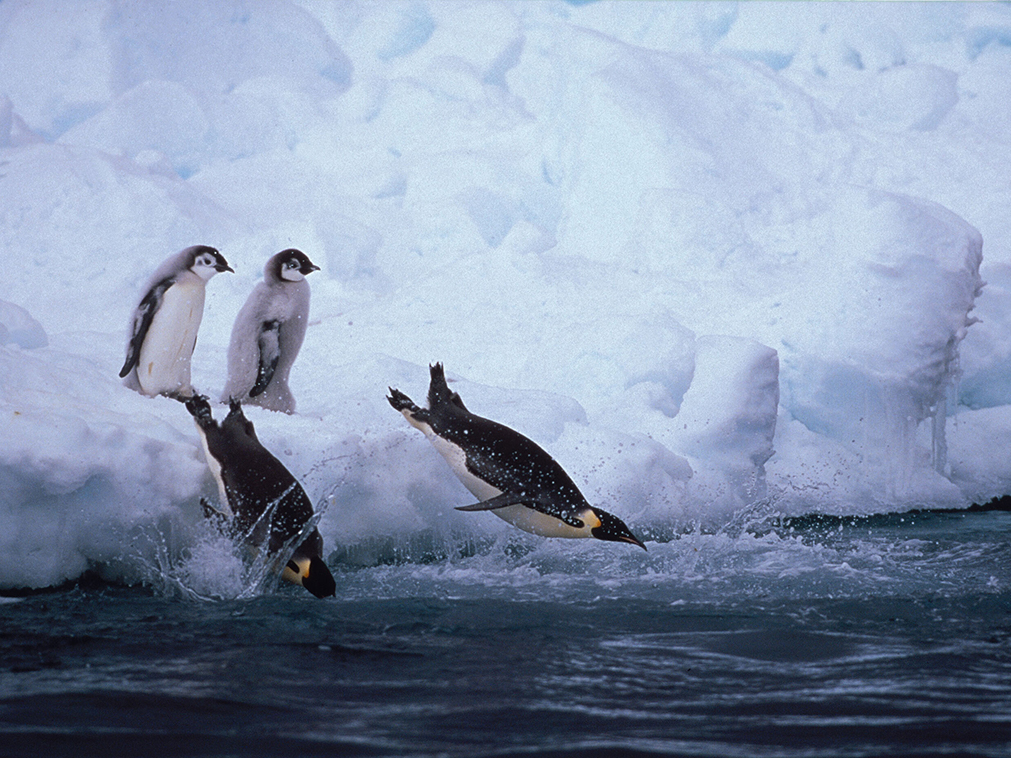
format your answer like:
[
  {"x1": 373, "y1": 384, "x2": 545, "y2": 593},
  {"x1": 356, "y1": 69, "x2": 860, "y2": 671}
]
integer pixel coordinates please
[{"x1": 2, "y1": 508, "x2": 1010, "y2": 757}]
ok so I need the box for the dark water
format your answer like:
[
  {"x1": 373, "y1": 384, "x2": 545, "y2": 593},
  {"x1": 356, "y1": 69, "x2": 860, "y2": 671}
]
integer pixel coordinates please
[{"x1": 2, "y1": 510, "x2": 1011, "y2": 757}]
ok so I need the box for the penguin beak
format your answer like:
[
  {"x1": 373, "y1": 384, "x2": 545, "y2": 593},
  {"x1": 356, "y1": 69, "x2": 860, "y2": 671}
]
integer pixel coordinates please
[
  {"x1": 620, "y1": 534, "x2": 648, "y2": 551},
  {"x1": 217, "y1": 263, "x2": 235, "y2": 273},
  {"x1": 302, "y1": 263, "x2": 321, "y2": 275}
]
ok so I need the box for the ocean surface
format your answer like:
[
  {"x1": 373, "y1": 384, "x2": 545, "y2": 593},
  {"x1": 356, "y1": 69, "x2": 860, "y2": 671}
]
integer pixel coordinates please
[{"x1": 2, "y1": 507, "x2": 1011, "y2": 758}]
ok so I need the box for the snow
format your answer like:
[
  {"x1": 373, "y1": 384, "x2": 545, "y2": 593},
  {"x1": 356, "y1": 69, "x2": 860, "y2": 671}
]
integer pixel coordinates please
[{"x1": 1, "y1": 0, "x2": 1010, "y2": 589}]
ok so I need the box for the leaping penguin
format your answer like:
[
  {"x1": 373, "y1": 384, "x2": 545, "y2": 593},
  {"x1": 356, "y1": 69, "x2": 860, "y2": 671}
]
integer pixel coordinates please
[
  {"x1": 120, "y1": 245, "x2": 233, "y2": 399},
  {"x1": 182, "y1": 394, "x2": 337, "y2": 598},
  {"x1": 387, "y1": 363, "x2": 646, "y2": 549},
  {"x1": 220, "y1": 249, "x2": 320, "y2": 414}
]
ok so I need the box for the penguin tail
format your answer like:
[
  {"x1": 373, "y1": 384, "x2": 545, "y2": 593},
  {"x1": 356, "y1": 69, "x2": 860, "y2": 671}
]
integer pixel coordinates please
[
  {"x1": 427, "y1": 363, "x2": 468, "y2": 412},
  {"x1": 427, "y1": 363, "x2": 452, "y2": 405}
]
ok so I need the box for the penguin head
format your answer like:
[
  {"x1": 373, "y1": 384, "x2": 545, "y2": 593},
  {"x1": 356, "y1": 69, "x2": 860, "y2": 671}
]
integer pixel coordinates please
[
  {"x1": 302, "y1": 555, "x2": 337, "y2": 598},
  {"x1": 590, "y1": 509, "x2": 647, "y2": 550},
  {"x1": 269, "y1": 249, "x2": 320, "y2": 282},
  {"x1": 188, "y1": 245, "x2": 233, "y2": 280},
  {"x1": 284, "y1": 554, "x2": 337, "y2": 598}
]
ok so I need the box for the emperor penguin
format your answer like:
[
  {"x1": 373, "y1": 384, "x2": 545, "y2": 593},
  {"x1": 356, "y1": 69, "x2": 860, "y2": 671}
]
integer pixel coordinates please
[
  {"x1": 220, "y1": 249, "x2": 320, "y2": 414},
  {"x1": 120, "y1": 245, "x2": 233, "y2": 399},
  {"x1": 182, "y1": 394, "x2": 336, "y2": 598},
  {"x1": 387, "y1": 363, "x2": 646, "y2": 549}
]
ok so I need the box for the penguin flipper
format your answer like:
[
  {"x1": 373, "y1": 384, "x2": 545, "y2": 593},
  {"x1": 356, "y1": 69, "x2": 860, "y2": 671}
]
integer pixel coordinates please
[
  {"x1": 455, "y1": 492, "x2": 530, "y2": 512},
  {"x1": 456, "y1": 492, "x2": 588, "y2": 529},
  {"x1": 250, "y1": 320, "x2": 280, "y2": 397},
  {"x1": 200, "y1": 497, "x2": 230, "y2": 525},
  {"x1": 119, "y1": 277, "x2": 173, "y2": 377}
]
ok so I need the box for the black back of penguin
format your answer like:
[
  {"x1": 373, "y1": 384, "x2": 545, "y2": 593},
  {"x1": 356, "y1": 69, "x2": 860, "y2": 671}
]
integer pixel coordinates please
[
  {"x1": 389, "y1": 364, "x2": 647, "y2": 548},
  {"x1": 415, "y1": 363, "x2": 588, "y2": 508},
  {"x1": 185, "y1": 396, "x2": 319, "y2": 556}
]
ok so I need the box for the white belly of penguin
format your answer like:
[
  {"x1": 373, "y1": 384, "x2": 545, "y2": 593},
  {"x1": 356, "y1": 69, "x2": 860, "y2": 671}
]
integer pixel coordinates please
[
  {"x1": 412, "y1": 420, "x2": 598, "y2": 540},
  {"x1": 421, "y1": 427, "x2": 499, "y2": 498},
  {"x1": 138, "y1": 281, "x2": 205, "y2": 395},
  {"x1": 492, "y1": 503, "x2": 598, "y2": 539},
  {"x1": 195, "y1": 426, "x2": 234, "y2": 520}
]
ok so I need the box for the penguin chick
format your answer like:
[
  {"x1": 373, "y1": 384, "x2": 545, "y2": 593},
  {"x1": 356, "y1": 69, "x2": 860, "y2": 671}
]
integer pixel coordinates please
[
  {"x1": 387, "y1": 363, "x2": 646, "y2": 549},
  {"x1": 183, "y1": 394, "x2": 336, "y2": 598},
  {"x1": 220, "y1": 249, "x2": 320, "y2": 414},
  {"x1": 120, "y1": 245, "x2": 233, "y2": 399}
]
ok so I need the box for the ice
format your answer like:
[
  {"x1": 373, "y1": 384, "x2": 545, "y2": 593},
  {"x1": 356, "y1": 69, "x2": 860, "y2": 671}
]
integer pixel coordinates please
[
  {"x1": 0, "y1": 300, "x2": 47, "y2": 349},
  {"x1": 665, "y1": 336, "x2": 779, "y2": 518},
  {"x1": 837, "y1": 64, "x2": 960, "y2": 132},
  {"x1": 1, "y1": 1, "x2": 1010, "y2": 589}
]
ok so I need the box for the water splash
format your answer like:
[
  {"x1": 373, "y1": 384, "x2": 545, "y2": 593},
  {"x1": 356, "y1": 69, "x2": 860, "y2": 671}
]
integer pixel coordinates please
[{"x1": 128, "y1": 497, "x2": 326, "y2": 601}]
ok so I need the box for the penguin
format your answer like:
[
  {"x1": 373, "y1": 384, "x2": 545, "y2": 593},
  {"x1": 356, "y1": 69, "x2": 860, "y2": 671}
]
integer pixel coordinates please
[
  {"x1": 220, "y1": 249, "x2": 320, "y2": 414},
  {"x1": 120, "y1": 245, "x2": 233, "y2": 399},
  {"x1": 182, "y1": 394, "x2": 337, "y2": 598},
  {"x1": 387, "y1": 363, "x2": 646, "y2": 549}
]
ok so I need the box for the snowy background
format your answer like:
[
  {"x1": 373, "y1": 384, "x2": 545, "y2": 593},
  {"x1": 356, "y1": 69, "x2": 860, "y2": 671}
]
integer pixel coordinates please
[{"x1": 2, "y1": 0, "x2": 1011, "y2": 590}]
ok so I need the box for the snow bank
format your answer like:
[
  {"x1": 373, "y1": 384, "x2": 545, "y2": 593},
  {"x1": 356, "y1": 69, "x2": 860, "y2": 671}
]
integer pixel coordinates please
[
  {"x1": 0, "y1": 340, "x2": 206, "y2": 588},
  {"x1": 0, "y1": 1, "x2": 1008, "y2": 589}
]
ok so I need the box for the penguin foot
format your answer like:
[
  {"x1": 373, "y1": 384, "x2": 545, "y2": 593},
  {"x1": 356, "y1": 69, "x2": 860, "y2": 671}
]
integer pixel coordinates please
[
  {"x1": 183, "y1": 394, "x2": 214, "y2": 423},
  {"x1": 200, "y1": 497, "x2": 231, "y2": 530},
  {"x1": 387, "y1": 387, "x2": 420, "y2": 414}
]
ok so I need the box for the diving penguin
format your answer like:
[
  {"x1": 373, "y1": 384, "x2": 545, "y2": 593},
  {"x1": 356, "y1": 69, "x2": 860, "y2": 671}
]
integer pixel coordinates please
[
  {"x1": 182, "y1": 394, "x2": 337, "y2": 598},
  {"x1": 220, "y1": 249, "x2": 320, "y2": 414},
  {"x1": 120, "y1": 245, "x2": 233, "y2": 398},
  {"x1": 387, "y1": 363, "x2": 646, "y2": 549}
]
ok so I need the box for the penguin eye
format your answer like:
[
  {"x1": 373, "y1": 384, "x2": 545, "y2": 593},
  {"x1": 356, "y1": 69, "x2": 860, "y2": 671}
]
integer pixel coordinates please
[{"x1": 286, "y1": 259, "x2": 299, "y2": 268}]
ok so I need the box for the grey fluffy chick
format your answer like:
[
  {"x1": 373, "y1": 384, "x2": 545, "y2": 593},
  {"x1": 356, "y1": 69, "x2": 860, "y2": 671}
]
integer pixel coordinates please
[{"x1": 221, "y1": 249, "x2": 319, "y2": 413}]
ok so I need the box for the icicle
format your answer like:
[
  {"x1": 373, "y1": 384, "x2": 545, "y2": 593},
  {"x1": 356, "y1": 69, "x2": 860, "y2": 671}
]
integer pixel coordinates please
[{"x1": 931, "y1": 395, "x2": 948, "y2": 475}]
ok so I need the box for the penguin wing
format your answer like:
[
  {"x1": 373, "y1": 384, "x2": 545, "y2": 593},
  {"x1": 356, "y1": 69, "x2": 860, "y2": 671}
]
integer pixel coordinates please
[
  {"x1": 199, "y1": 497, "x2": 231, "y2": 531},
  {"x1": 455, "y1": 492, "x2": 586, "y2": 529},
  {"x1": 250, "y1": 320, "x2": 281, "y2": 397},
  {"x1": 455, "y1": 492, "x2": 528, "y2": 511},
  {"x1": 119, "y1": 277, "x2": 174, "y2": 377}
]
